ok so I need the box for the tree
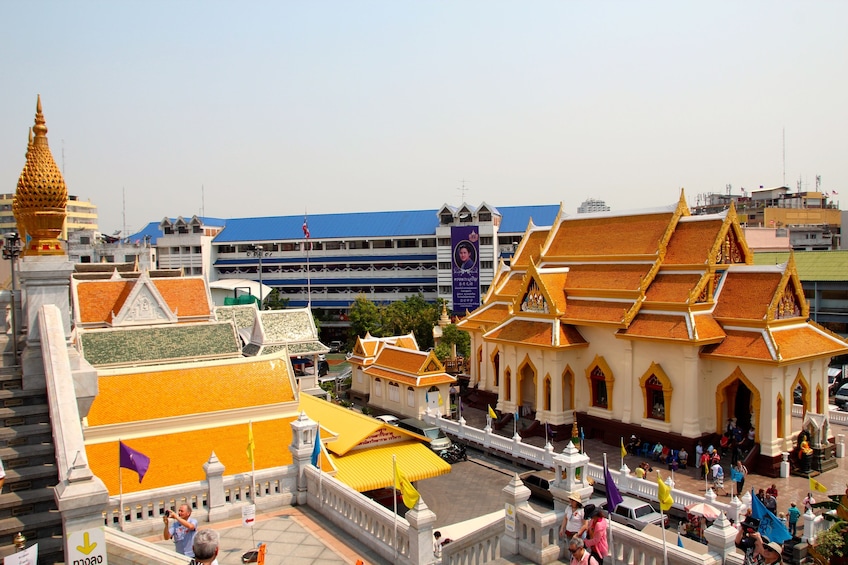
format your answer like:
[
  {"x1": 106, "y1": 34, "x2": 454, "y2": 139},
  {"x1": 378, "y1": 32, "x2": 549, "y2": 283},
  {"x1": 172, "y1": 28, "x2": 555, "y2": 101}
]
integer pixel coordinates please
[
  {"x1": 383, "y1": 294, "x2": 440, "y2": 350},
  {"x1": 347, "y1": 294, "x2": 383, "y2": 340},
  {"x1": 434, "y1": 323, "x2": 471, "y2": 361}
]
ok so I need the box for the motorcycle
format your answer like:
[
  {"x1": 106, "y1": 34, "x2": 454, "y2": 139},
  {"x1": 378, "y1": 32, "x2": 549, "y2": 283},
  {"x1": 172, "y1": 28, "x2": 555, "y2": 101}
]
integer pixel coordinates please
[{"x1": 439, "y1": 443, "x2": 468, "y2": 464}]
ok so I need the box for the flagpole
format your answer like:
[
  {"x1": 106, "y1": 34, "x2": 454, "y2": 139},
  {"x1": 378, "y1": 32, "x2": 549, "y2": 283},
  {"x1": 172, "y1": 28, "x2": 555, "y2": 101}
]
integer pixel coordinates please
[
  {"x1": 658, "y1": 471, "x2": 669, "y2": 565},
  {"x1": 620, "y1": 436, "x2": 624, "y2": 469},
  {"x1": 603, "y1": 453, "x2": 616, "y2": 563},
  {"x1": 118, "y1": 440, "x2": 124, "y2": 531}
]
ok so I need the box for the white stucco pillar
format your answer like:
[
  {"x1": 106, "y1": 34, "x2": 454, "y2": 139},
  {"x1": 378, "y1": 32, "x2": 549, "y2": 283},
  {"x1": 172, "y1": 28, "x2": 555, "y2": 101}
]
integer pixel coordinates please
[{"x1": 680, "y1": 348, "x2": 701, "y2": 438}]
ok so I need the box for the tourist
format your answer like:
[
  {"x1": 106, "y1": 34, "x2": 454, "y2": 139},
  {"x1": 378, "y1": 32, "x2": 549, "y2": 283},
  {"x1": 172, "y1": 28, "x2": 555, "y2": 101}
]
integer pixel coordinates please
[
  {"x1": 192, "y1": 529, "x2": 220, "y2": 565},
  {"x1": 710, "y1": 462, "x2": 726, "y2": 495},
  {"x1": 787, "y1": 502, "x2": 801, "y2": 537},
  {"x1": 764, "y1": 492, "x2": 777, "y2": 514},
  {"x1": 433, "y1": 531, "x2": 444, "y2": 558},
  {"x1": 803, "y1": 492, "x2": 815, "y2": 513},
  {"x1": 163, "y1": 504, "x2": 198, "y2": 557},
  {"x1": 584, "y1": 507, "x2": 609, "y2": 561},
  {"x1": 560, "y1": 495, "x2": 585, "y2": 543},
  {"x1": 651, "y1": 442, "x2": 663, "y2": 461},
  {"x1": 0, "y1": 456, "x2": 5, "y2": 492},
  {"x1": 568, "y1": 536, "x2": 601, "y2": 565},
  {"x1": 733, "y1": 460, "x2": 748, "y2": 495},
  {"x1": 678, "y1": 447, "x2": 689, "y2": 469},
  {"x1": 766, "y1": 483, "x2": 778, "y2": 499}
]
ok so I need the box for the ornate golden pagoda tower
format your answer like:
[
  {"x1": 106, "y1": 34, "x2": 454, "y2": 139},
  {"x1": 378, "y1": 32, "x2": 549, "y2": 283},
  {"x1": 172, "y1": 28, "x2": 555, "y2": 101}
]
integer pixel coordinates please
[{"x1": 13, "y1": 95, "x2": 67, "y2": 256}]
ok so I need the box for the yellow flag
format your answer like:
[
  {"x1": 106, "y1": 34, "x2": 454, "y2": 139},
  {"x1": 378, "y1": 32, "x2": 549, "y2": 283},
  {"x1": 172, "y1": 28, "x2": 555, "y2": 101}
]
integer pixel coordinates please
[
  {"x1": 621, "y1": 437, "x2": 627, "y2": 458},
  {"x1": 488, "y1": 405, "x2": 497, "y2": 419},
  {"x1": 810, "y1": 476, "x2": 828, "y2": 493},
  {"x1": 395, "y1": 465, "x2": 420, "y2": 509},
  {"x1": 438, "y1": 392, "x2": 443, "y2": 406},
  {"x1": 657, "y1": 472, "x2": 673, "y2": 511},
  {"x1": 247, "y1": 421, "x2": 255, "y2": 466}
]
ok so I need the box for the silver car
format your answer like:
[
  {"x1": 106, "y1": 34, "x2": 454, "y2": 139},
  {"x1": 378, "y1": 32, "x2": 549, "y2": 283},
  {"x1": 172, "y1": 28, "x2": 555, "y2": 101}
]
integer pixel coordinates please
[{"x1": 609, "y1": 496, "x2": 668, "y2": 530}]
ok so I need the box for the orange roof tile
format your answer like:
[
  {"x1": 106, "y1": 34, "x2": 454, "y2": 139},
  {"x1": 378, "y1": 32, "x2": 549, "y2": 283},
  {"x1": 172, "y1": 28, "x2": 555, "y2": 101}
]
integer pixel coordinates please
[
  {"x1": 664, "y1": 218, "x2": 723, "y2": 265},
  {"x1": 511, "y1": 230, "x2": 549, "y2": 268},
  {"x1": 86, "y1": 419, "x2": 294, "y2": 495},
  {"x1": 693, "y1": 314, "x2": 725, "y2": 341},
  {"x1": 496, "y1": 272, "x2": 526, "y2": 299},
  {"x1": 153, "y1": 278, "x2": 211, "y2": 317},
  {"x1": 546, "y1": 212, "x2": 674, "y2": 257},
  {"x1": 76, "y1": 281, "x2": 133, "y2": 324},
  {"x1": 701, "y1": 330, "x2": 773, "y2": 361},
  {"x1": 623, "y1": 314, "x2": 690, "y2": 340},
  {"x1": 560, "y1": 324, "x2": 588, "y2": 346},
  {"x1": 713, "y1": 271, "x2": 782, "y2": 320},
  {"x1": 645, "y1": 274, "x2": 702, "y2": 303},
  {"x1": 86, "y1": 357, "x2": 294, "y2": 426},
  {"x1": 363, "y1": 366, "x2": 455, "y2": 386},
  {"x1": 487, "y1": 320, "x2": 555, "y2": 346},
  {"x1": 563, "y1": 264, "x2": 652, "y2": 292},
  {"x1": 772, "y1": 325, "x2": 848, "y2": 361},
  {"x1": 374, "y1": 347, "x2": 432, "y2": 374},
  {"x1": 537, "y1": 272, "x2": 568, "y2": 312},
  {"x1": 562, "y1": 300, "x2": 630, "y2": 324}
]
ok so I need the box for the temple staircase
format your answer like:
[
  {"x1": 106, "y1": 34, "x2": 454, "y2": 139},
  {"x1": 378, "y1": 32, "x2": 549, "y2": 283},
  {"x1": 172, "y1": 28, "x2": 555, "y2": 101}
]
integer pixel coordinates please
[{"x1": 0, "y1": 360, "x2": 63, "y2": 564}]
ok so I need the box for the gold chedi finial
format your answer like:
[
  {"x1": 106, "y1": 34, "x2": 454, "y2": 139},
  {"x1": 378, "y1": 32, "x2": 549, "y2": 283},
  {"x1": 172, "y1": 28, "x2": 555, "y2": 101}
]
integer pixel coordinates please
[{"x1": 13, "y1": 94, "x2": 68, "y2": 256}]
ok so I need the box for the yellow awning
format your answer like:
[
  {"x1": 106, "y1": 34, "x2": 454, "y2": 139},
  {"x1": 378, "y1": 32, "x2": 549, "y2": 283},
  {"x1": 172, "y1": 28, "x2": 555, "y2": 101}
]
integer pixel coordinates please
[{"x1": 328, "y1": 440, "x2": 451, "y2": 492}]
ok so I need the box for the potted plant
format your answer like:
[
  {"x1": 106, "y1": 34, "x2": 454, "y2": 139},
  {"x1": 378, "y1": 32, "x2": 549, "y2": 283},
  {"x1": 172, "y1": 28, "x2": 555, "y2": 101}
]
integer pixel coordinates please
[{"x1": 811, "y1": 522, "x2": 848, "y2": 564}]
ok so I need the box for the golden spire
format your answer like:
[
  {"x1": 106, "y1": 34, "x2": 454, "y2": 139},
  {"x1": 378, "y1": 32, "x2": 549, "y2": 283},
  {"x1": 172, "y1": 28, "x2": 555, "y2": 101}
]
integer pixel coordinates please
[{"x1": 13, "y1": 95, "x2": 68, "y2": 256}]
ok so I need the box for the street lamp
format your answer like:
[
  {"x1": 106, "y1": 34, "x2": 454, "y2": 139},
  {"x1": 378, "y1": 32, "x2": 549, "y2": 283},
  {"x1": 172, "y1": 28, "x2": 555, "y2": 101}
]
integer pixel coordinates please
[{"x1": 3, "y1": 232, "x2": 23, "y2": 364}]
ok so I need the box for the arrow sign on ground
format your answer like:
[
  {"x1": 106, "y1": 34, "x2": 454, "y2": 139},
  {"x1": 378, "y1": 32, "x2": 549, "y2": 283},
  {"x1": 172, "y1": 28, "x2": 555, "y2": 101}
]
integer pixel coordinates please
[{"x1": 67, "y1": 527, "x2": 108, "y2": 564}]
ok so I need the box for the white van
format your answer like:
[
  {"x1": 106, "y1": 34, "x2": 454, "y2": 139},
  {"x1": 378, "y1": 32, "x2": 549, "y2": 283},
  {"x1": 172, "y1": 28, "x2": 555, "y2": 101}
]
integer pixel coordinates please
[{"x1": 835, "y1": 383, "x2": 848, "y2": 409}]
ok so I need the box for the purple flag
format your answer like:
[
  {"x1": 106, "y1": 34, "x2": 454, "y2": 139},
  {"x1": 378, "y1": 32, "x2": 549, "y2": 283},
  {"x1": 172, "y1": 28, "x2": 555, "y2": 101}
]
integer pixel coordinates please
[
  {"x1": 604, "y1": 461, "x2": 624, "y2": 510},
  {"x1": 119, "y1": 441, "x2": 150, "y2": 483}
]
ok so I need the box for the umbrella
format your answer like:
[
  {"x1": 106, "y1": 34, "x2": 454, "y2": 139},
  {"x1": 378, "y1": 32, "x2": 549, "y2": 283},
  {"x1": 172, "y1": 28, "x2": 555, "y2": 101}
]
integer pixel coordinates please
[{"x1": 684, "y1": 502, "x2": 720, "y2": 520}]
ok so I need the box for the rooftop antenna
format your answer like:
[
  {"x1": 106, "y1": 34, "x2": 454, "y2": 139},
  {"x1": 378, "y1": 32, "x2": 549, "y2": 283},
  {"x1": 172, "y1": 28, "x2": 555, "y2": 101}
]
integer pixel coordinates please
[
  {"x1": 456, "y1": 179, "x2": 469, "y2": 203},
  {"x1": 816, "y1": 175, "x2": 821, "y2": 192},
  {"x1": 726, "y1": 184, "x2": 732, "y2": 196},
  {"x1": 782, "y1": 127, "x2": 786, "y2": 187},
  {"x1": 122, "y1": 186, "x2": 126, "y2": 240}
]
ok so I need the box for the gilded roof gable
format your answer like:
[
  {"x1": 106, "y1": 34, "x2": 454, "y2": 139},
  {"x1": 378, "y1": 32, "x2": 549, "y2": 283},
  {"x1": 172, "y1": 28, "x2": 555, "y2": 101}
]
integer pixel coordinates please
[
  {"x1": 111, "y1": 271, "x2": 178, "y2": 326},
  {"x1": 512, "y1": 262, "x2": 568, "y2": 316},
  {"x1": 765, "y1": 254, "x2": 809, "y2": 322},
  {"x1": 511, "y1": 222, "x2": 551, "y2": 269}
]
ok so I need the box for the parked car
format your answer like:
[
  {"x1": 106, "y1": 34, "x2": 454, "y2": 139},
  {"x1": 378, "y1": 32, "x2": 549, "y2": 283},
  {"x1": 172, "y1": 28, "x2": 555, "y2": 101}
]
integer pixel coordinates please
[
  {"x1": 519, "y1": 470, "x2": 556, "y2": 503},
  {"x1": 329, "y1": 340, "x2": 344, "y2": 353},
  {"x1": 375, "y1": 415, "x2": 400, "y2": 426},
  {"x1": 609, "y1": 496, "x2": 668, "y2": 530},
  {"x1": 396, "y1": 418, "x2": 452, "y2": 452},
  {"x1": 835, "y1": 383, "x2": 848, "y2": 409}
]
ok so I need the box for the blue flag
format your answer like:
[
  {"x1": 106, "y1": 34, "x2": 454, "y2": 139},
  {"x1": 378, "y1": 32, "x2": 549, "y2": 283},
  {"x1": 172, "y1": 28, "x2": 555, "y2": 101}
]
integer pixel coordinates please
[
  {"x1": 580, "y1": 427, "x2": 585, "y2": 441},
  {"x1": 677, "y1": 534, "x2": 684, "y2": 548},
  {"x1": 751, "y1": 487, "x2": 791, "y2": 543},
  {"x1": 604, "y1": 461, "x2": 624, "y2": 510},
  {"x1": 311, "y1": 430, "x2": 322, "y2": 467},
  {"x1": 730, "y1": 468, "x2": 743, "y2": 482}
]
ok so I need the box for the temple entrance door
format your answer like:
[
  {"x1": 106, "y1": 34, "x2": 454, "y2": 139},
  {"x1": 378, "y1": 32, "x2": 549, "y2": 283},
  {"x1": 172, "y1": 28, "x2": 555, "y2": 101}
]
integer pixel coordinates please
[
  {"x1": 519, "y1": 363, "x2": 536, "y2": 418},
  {"x1": 725, "y1": 380, "x2": 753, "y2": 432}
]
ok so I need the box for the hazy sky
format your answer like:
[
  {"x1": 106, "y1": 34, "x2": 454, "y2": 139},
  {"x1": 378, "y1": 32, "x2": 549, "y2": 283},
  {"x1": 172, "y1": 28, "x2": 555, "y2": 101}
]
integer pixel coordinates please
[{"x1": 2, "y1": 2, "x2": 845, "y2": 235}]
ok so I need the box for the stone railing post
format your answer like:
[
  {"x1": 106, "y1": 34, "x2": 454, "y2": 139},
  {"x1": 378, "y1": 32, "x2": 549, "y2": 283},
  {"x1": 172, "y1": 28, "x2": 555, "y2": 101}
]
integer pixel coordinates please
[
  {"x1": 203, "y1": 452, "x2": 227, "y2": 521},
  {"x1": 704, "y1": 512, "x2": 738, "y2": 561},
  {"x1": 289, "y1": 412, "x2": 318, "y2": 505},
  {"x1": 802, "y1": 509, "x2": 817, "y2": 543},
  {"x1": 501, "y1": 473, "x2": 531, "y2": 559},
  {"x1": 405, "y1": 496, "x2": 437, "y2": 565}
]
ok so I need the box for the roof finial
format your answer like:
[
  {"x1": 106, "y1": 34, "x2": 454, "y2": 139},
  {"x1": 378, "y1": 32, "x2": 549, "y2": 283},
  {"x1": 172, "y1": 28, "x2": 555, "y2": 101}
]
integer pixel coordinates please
[{"x1": 33, "y1": 94, "x2": 48, "y2": 141}]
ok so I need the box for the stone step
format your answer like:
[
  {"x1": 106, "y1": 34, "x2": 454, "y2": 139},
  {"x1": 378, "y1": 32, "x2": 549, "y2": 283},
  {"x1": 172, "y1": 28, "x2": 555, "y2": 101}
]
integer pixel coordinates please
[
  {"x1": 0, "y1": 404, "x2": 50, "y2": 427},
  {"x1": 0, "y1": 487, "x2": 56, "y2": 519},
  {"x1": 0, "y1": 443, "x2": 55, "y2": 469},
  {"x1": 0, "y1": 535, "x2": 63, "y2": 565},
  {"x1": 0, "y1": 423, "x2": 52, "y2": 448},
  {"x1": 0, "y1": 388, "x2": 48, "y2": 408},
  {"x1": 3, "y1": 464, "x2": 58, "y2": 491},
  {"x1": 0, "y1": 509, "x2": 63, "y2": 545}
]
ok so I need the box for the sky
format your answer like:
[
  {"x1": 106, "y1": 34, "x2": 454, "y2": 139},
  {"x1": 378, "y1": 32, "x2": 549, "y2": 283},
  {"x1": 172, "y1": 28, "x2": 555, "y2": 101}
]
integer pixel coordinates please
[{"x1": 2, "y1": 1, "x2": 846, "y2": 235}]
